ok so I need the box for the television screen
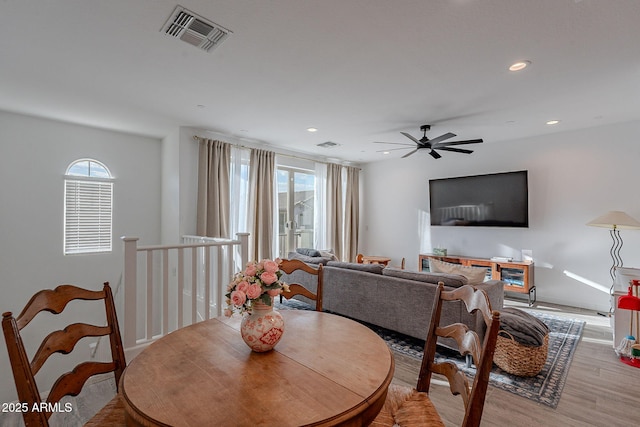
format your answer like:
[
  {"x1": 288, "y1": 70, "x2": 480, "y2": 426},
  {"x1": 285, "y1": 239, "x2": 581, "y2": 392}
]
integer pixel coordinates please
[{"x1": 429, "y1": 170, "x2": 528, "y2": 227}]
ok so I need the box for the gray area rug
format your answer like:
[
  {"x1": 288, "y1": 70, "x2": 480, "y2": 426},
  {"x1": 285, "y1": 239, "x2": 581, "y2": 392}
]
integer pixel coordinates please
[{"x1": 277, "y1": 299, "x2": 585, "y2": 409}]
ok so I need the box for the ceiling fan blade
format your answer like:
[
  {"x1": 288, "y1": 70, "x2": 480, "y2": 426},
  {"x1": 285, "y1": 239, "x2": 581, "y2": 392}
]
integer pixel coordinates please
[
  {"x1": 372, "y1": 141, "x2": 415, "y2": 146},
  {"x1": 376, "y1": 147, "x2": 416, "y2": 153},
  {"x1": 401, "y1": 149, "x2": 419, "y2": 158},
  {"x1": 433, "y1": 138, "x2": 483, "y2": 147},
  {"x1": 437, "y1": 147, "x2": 474, "y2": 154},
  {"x1": 429, "y1": 150, "x2": 442, "y2": 159},
  {"x1": 426, "y1": 132, "x2": 456, "y2": 145},
  {"x1": 400, "y1": 132, "x2": 421, "y2": 145}
]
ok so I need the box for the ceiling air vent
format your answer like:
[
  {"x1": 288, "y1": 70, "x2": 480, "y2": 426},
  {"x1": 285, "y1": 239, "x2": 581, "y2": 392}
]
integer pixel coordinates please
[
  {"x1": 162, "y1": 6, "x2": 232, "y2": 52},
  {"x1": 317, "y1": 141, "x2": 340, "y2": 148}
]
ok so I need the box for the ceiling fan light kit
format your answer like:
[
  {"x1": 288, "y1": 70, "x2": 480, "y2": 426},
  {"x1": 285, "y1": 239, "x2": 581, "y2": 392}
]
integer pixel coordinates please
[
  {"x1": 509, "y1": 60, "x2": 531, "y2": 71},
  {"x1": 375, "y1": 124, "x2": 483, "y2": 159}
]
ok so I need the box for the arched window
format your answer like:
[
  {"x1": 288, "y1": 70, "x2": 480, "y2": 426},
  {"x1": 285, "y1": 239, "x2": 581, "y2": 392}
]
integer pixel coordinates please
[{"x1": 64, "y1": 159, "x2": 114, "y2": 254}]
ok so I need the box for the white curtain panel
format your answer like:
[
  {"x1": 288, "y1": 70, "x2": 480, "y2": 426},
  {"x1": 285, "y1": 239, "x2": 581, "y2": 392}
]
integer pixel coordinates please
[{"x1": 230, "y1": 146, "x2": 250, "y2": 238}]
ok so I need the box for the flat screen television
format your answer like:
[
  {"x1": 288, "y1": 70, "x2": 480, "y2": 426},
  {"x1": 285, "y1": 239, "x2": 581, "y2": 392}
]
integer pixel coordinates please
[{"x1": 429, "y1": 170, "x2": 529, "y2": 227}]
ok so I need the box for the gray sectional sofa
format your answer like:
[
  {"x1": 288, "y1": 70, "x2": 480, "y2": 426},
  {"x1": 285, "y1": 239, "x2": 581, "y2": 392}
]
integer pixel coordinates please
[{"x1": 280, "y1": 256, "x2": 504, "y2": 349}]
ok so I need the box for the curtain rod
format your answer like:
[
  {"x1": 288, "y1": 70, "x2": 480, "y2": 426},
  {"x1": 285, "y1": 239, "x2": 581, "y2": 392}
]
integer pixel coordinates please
[{"x1": 192, "y1": 135, "x2": 361, "y2": 169}]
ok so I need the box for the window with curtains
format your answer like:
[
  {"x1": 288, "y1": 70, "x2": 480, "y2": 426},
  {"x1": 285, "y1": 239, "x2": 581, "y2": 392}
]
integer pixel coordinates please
[
  {"x1": 195, "y1": 139, "x2": 352, "y2": 260},
  {"x1": 63, "y1": 159, "x2": 114, "y2": 255}
]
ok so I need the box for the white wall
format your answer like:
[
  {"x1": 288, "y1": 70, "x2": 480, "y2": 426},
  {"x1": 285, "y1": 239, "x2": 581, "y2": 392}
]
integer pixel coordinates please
[
  {"x1": 0, "y1": 111, "x2": 162, "y2": 403},
  {"x1": 178, "y1": 127, "x2": 201, "y2": 237},
  {"x1": 360, "y1": 120, "x2": 640, "y2": 312},
  {"x1": 161, "y1": 128, "x2": 180, "y2": 244},
  {"x1": 160, "y1": 126, "x2": 204, "y2": 243}
]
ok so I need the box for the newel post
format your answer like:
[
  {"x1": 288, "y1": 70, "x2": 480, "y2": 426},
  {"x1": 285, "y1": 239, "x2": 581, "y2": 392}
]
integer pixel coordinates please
[
  {"x1": 121, "y1": 236, "x2": 139, "y2": 348},
  {"x1": 237, "y1": 232, "x2": 250, "y2": 267}
]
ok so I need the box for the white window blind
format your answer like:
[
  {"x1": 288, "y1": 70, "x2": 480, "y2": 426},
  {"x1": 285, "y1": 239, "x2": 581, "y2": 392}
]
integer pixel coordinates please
[
  {"x1": 64, "y1": 159, "x2": 114, "y2": 255},
  {"x1": 64, "y1": 179, "x2": 113, "y2": 254}
]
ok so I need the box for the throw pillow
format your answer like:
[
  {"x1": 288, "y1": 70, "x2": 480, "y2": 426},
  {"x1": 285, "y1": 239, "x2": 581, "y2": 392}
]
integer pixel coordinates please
[
  {"x1": 318, "y1": 249, "x2": 339, "y2": 261},
  {"x1": 326, "y1": 261, "x2": 386, "y2": 274},
  {"x1": 296, "y1": 247, "x2": 321, "y2": 257},
  {"x1": 382, "y1": 267, "x2": 468, "y2": 288},
  {"x1": 428, "y1": 258, "x2": 487, "y2": 285}
]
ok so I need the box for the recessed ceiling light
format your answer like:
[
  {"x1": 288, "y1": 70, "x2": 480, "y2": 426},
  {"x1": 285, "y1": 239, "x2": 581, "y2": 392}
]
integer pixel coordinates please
[
  {"x1": 509, "y1": 60, "x2": 531, "y2": 71},
  {"x1": 307, "y1": 127, "x2": 318, "y2": 132},
  {"x1": 546, "y1": 120, "x2": 560, "y2": 125},
  {"x1": 383, "y1": 151, "x2": 390, "y2": 155}
]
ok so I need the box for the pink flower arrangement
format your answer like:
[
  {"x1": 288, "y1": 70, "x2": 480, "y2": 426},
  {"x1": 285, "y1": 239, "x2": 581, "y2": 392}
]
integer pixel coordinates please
[{"x1": 225, "y1": 258, "x2": 289, "y2": 316}]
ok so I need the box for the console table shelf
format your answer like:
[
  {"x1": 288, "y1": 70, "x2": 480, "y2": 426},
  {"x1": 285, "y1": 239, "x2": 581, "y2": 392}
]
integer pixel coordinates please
[{"x1": 419, "y1": 254, "x2": 536, "y2": 306}]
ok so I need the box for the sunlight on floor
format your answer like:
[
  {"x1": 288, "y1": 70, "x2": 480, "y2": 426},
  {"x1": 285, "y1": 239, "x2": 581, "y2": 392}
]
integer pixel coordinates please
[{"x1": 581, "y1": 336, "x2": 614, "y2": 346}]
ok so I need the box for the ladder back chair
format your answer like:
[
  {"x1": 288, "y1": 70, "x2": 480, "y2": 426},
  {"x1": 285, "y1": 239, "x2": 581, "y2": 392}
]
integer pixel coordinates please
[
  {"x1": 279, "y1": 259, "x2": 324, "y2": 311},
  {"x1": 372, "y1": 283, "x2": 500, "y2": 427},
  {"x1": 2, "y1": 282, "x2": 126, "y2": 426}
]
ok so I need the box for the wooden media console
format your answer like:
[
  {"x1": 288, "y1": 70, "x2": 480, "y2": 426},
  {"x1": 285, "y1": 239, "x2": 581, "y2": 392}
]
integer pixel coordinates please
[{"x1": 419, "y1": 254, "x2": 536, "y2": 306}]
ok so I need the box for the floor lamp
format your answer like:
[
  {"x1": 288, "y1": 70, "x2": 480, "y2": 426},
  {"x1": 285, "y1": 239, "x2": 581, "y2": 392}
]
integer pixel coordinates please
[{"x1": 587, "y1": 210, "x2": 640, "y2": 316}]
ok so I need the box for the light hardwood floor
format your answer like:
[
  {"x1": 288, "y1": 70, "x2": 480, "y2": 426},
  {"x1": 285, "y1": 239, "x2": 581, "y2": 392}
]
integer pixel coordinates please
[{"x1": 391, "y1": 297, "x2": 640, "y2": 427}]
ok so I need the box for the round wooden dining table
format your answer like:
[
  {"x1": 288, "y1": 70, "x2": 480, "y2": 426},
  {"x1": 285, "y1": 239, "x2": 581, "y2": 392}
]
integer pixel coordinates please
[{"x1": 119, "y1": 310, "x2": 395, "y2": 426}]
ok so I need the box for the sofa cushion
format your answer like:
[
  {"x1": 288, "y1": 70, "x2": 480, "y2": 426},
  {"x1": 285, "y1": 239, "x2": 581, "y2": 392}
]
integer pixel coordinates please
[
  {"x1": 428, "y1": 258, "x2": 487, "y2": 285},
  {"x1": 287, "y1": 252, "x2": 333, "y2": 265},
  {"x1": 382, "y1": 267, "x2": 468, "y2": 288},
  {"x1": 296, "y1": 247, "x2": 321, "y2": 257},
  {"x1": 327, "y1": 261, "x2": 386, "y2": 274}
]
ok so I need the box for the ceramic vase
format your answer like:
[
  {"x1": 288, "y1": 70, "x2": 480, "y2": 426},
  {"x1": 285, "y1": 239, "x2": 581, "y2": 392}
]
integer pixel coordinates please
[{"x1": 240, "y1": 300, "x2": 285, "y2": 352}]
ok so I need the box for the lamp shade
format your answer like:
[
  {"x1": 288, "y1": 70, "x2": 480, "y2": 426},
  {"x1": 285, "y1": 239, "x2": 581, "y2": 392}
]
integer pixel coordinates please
[{"x1": 586, "y1": 211, "x2": 640, "y2": 230}]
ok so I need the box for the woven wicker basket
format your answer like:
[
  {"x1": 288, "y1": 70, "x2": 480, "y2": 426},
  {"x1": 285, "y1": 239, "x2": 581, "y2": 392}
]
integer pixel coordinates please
[{"x1": 493, "y1": 331, "x2": 549, "y2": 377}]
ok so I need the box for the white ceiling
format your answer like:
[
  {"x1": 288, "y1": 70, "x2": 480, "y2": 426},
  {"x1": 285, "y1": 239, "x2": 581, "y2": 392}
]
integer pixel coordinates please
[{"x1": 2, "y1": 0, "x2": 640, "y2": 163}]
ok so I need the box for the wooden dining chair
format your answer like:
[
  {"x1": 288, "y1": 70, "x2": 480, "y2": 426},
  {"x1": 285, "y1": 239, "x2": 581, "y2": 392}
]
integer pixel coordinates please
[
  {"x1": 279, "y1": 259, "x2": 324, "y2": 311},
  {"x1": 371, "y1": 283, "x2": 500, "y2": 427},
  {"x1": 2, "y1": 282, "x2": 126, "y2": 426}
]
